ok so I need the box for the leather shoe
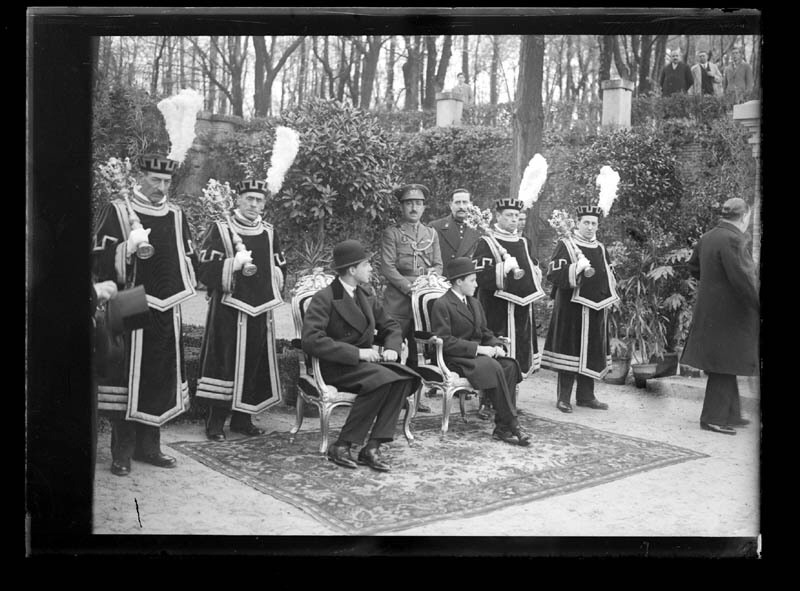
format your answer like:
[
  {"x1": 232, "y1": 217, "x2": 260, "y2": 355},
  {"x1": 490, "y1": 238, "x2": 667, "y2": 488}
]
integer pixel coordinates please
[
  {"x1": 576, "y1": 399, "x2": 609, "y2": 410},
  {"x1": 230, "y1": 424, "x2": 266, "y2": 437},
  {"x1": 133, "y1": 452, "x2": 178, "y2": 468},
  {"x1": 511, "y1": 426, "x2": 532, "y2": 447},
  {"x1": 357, "y1": 446, "x2": 391, "y2": 472},
  {"x1": 111, "y1": 460, "x2": 130, "y2": 476},
  {"x1": 206, "y1": 432, "x2": 226, "y2": 442},
  {"x1": 416, "y1": 401, "x2": 431, "y2": 413},
  {"x1": 700, "y1": 422, "x2": 736, "y2": 435},
  {"x1": 492, "y1": 428, "x2": 521, "y2": 446},
  {"x1": 556, "y1": 400, "x2": 573, "y2": 413},
  {"x1": 731, "y1": 418, "x2": 751, "y2": 427},
  {"x1": 327, "y1": 443, "x2": 358, "y2": 469}
]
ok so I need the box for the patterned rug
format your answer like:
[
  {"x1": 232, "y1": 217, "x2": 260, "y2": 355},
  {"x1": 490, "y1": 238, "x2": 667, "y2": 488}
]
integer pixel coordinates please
[{"x1": 170, "y1": 414, "x2": 707, "y2": 535}]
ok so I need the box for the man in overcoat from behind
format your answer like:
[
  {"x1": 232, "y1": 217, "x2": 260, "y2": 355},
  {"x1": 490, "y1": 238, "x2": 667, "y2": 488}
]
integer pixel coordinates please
[{"x1": 681, "y1": 198, "x2": 759, "y2": 435}]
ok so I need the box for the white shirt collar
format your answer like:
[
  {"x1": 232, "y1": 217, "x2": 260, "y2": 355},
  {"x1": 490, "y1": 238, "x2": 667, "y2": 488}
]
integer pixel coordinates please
[
  {"x1": 451, "y1": 288, "x2": 467, "y2": 304},
  {"x1": 339, "y1": 277, "x2": 357, "y2": 298}
]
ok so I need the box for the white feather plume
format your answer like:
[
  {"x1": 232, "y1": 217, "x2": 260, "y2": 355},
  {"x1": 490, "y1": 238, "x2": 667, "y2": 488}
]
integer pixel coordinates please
[
  {"x1": 266, "y1": 126, "x2": 301, "y2": 195},
  {"x1": 517, "y1": 153, "x2": 548, "y2": 209},
  {"x1": 595, "y1": 165, "x2": 620, "y2": 216},
  {"x1": 157, "y1": 88, "x2": 204, "y2": 163}
]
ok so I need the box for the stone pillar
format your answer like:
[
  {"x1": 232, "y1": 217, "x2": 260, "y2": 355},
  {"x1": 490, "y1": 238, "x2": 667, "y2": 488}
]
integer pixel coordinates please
[
  {"x1": 732, "y1": 100, "x2": 761, "y2": 267},
  {"x1": 177, "y1": 111, "x2": 245, "y2": 197},
  {"x1": 600, "y1": 79, "x2": 635, "y2": 129},
  {"x1": 436, "y1": 91, "x2": 464, "y2": 127}
]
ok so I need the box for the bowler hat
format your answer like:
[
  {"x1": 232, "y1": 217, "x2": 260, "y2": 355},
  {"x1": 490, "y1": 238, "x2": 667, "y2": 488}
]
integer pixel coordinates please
[
  {"x1": 136, "y1": 153, "x2": 179, "y2": 175},
  {"x1": 235, "y1": 179, "x2": 269, "y2": 195},
  {"x1": 576, "y1": 205, "x2": 604, "y2": 219},
  {"x1": 394, "y1": 183, "x2": 430, "y2": 202},
  {"x1": 445, "y1": 257, "x2": 477, "y2": 282},
  {"x1": 331, "y1": 239, "x2": 373, "y2": 270}
]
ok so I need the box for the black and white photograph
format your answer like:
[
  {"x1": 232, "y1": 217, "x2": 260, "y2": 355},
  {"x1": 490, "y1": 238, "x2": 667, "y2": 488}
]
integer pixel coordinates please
[{"x1": 27, "y1": 7, "x2": 762, "y2": 557}]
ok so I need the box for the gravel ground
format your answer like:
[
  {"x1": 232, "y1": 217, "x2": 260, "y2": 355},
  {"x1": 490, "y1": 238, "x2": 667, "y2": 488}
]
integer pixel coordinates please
[{"x1": 92, "y1": 290, "x2": 761, "y2": 547}]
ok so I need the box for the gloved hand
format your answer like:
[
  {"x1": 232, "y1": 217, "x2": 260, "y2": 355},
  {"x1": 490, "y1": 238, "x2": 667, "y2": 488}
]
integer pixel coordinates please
[
  {"x1": 502, "y1": 256, "x2": 520, "y2": 274},
  {"x1": 576, "y1": 256, "x2": 592, "y2": 274},
  {"x1": 233, "y1": 249, "x2": 253, "y2": 272},
  {"x1": 532, "y1": 264, "x2": 543, "y2": 283},
  {"x1": 273, "y1": 266, "x2": 285, "y2": 292},
  {"x1": 126, "y1": 227, "x2": 151, "y2": 254}
]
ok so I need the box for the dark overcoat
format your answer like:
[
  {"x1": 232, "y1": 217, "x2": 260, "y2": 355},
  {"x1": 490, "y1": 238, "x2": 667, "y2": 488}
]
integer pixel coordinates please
[
  {"x1": 430, "y1": 289, "x2": 521, "y2": 390},
  {"x1": 429, "y1": 214, "x2": 482, "y2": 263},
  {"x1": 681, "y1": 221, "x2": 760, "y2": 376},
  {"x1": 301, "y1": 278, "x2": 420, "y2": 394}
]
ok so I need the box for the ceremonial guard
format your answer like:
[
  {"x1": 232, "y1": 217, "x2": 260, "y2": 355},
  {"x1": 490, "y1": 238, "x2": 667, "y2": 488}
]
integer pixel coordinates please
[
  {"x1": 473, "y1": 197, "x2": 546, "y2": 377},
  {"x1": 541, "y1": 167, "x2": 621, "y2": 412},
  {"x1": 380, "y1": 183, "x2": 442, "y2": 414},
  {"x1": 92, "y1": 153, "x2": 198, "y2": 475},
  {"x1": 196, "y1": 179, "x2": 288, "y2": 440},
  {"x1": 429, "y1": 188, "x2": 482, "y2": 263}
]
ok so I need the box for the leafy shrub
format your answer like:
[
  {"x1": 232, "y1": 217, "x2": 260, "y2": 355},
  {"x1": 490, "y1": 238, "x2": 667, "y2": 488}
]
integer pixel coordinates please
[
  {"x1": 373, "y1": 109, "x2": 436, "y2": 133},
  {"x1": 632, "y1": 93, "x2": 731, "y2": 127},
  {"x1": 221, "y1": 98, "x2": 401, "y2": 282},
  {"x1": 394, "y1": 125, "x2": 512, "y2": 220}
]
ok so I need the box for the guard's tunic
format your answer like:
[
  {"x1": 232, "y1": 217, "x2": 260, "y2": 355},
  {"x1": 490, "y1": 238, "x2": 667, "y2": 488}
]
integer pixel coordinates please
[
  {"x1": 473, "y1": 226, "x2": 545, "y2": 377},
  {"x1": 92, "y1": 193, "x2": 197, "y2": 426},
  {"x1": 380, "y1": 221, "x2": 443, "y2": 331},
  {"x1": 541, "y1": 233, "x2": 619, "y2": 379},
  {"x1": 196, "y1": 211, "x2": 287, "y2": 414}
]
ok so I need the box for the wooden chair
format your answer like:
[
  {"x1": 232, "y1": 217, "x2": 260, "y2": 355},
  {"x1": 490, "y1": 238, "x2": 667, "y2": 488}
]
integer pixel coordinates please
[
  {"x1": 409, "y1": 272, "x2": 496, "y2": 436},
  {"x1": 288, "y1": 268, "x2": 417, "y2": 453}
]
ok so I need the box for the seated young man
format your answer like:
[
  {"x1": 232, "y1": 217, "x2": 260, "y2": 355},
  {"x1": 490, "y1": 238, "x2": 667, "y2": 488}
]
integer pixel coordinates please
[
  {"x1": 301, "y1": 240, "x2": 422, "y2": 472},
  {"x1": 430, "y1": 257, "x2": 530, "y2": 446}
]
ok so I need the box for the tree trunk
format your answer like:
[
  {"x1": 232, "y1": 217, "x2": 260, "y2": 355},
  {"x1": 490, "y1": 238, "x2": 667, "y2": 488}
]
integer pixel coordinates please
[
  {"x1": 385, "y1": 36, "x2": 396, "y2": 110},
  {"x1": 359, "y1": 36, "x2": 382, "y2": 109},
  {"x1": 253, "y1": 36, "x2": 268, "y2": 115},
  {"x1": 190, "y1": 37, "x2": 196, "y2": 88},
  {"x1": 424, "y1": 36, "x2": 438, "y2": 109},
  {"x1": 598, "y1": 35, "x2": 612, "y2": 99},
  {"x1": 350, "y1": 42, "x2": 361, "y2": 106},
  {"x1": 651, "y1": 35, "x2": 668, "y2": 94},
  {"x1": 511, "y1": 36, "x2": 545, "y2": 258},
  {"x1": 611, "y1": 35, "x2": 630, "y2": 80},
  {"x1": 435, "y1": 35, "x2": 452, "y2": 93},
  {"x1": 128, "y1": 37, "x2": 139, "y2": 87},
  {"x1": 298, "y1": 38, "x2": 307, "y2": 107},
  {"x1": 490, "y1": 35, "x2": 500, "y2": 105},
  {"x1": 164, "y1": 36, "x2": 174, "y2": 96},
  {"x1": 208, "y1": 36, "x2": 218, "y2": 111},
  {"x1": 638, "y1": 34, "x2": 653, "y2": 95},
  {"x1": 684, "y1": 35, "x2": 695, "y2": 67},
  {"x1": 402, "y1": 35, "x2": 422, "y2": 111},
  {"x1": 150, "y1": 36, "x2": 167, "y2": 97},
  {"x1": 461, "y1": 35, "x2": 469, "y2": 80}
]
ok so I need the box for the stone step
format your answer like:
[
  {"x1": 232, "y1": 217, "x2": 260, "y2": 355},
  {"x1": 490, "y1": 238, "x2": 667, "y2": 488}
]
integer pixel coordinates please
[{"x1": 645, "y1": 374, "x2": 760, "y2": 413}]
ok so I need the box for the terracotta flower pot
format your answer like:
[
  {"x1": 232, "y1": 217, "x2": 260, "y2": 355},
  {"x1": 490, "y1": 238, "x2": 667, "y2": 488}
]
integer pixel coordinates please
[
  {"x1": 604, "y1": 357, "x2": 631, "y2": 385},
  {"x1": 631, "y1": 362, "x2": 658, "y2": 389}
]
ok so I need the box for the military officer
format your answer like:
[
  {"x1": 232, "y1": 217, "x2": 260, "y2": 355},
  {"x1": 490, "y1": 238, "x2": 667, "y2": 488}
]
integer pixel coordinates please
[{"x1": 379, "y1": 184, "x2": 443, "y2": 411}]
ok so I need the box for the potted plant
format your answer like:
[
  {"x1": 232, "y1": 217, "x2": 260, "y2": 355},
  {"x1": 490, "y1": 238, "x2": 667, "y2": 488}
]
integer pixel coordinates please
[
  {"x1": 604, "y1": 301, "x2": 631, "y2": 385},
  {"x1": 614, "y1": 238, "x2": 669, "y2": 389}
]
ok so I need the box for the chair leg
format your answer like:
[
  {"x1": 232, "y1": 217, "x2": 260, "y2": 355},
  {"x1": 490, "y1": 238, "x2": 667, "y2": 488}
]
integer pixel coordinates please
[
  {"x1": 402, "y1": 394, "x2": 415, "y2": 445},
  {"x1": 458, "y1": 391, "x2": 468, "y2": 423},
  {"x1": 319, "y1": 404, "x2": 333, "y2": 454},
  {"x1": 288, "y1": 396, "x2": 306, "y2": 443},
  {"x1": 441, "y1": 390, "x2": 453, "y2": 436}
]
